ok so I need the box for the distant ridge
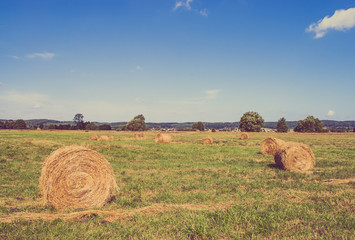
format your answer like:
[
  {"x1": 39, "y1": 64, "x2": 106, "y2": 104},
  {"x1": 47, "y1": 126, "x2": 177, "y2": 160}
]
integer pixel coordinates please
[{"x1": 0, "y1": 119, "x2": 353, "y2": 130}]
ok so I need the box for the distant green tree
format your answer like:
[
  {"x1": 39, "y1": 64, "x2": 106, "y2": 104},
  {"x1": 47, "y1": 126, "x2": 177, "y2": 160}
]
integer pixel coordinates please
[
  {"x1": 0, "y1": 121, "x2": 4, "y2": 129},
  {"x1": 294, "y1": 116, "x2": 324, "y2": 132},
  {"x1": 98, "y1": 124, "x2": 112, "y2": 130},
  {"x1": 192, "y1": 122, "x2": 205, "y2": 131},
  {"x1": 125, "y1": 114, "x2": 147, "y2": 131},
  {"x1": 14, "y1": 119, "x2": 27, "y2": 129},
  {"x1": 239, "y1": 112, "x2": 264, "y2": 132},
  {"x1": 276, "y1": 117, "x2": 288, "y2": 132},
  {"x1": 211, "y1": 128, "x2": 216, "y2": 132},
  {"x1": 39, "y1": 123, "x2": 44, "y2": 129},
  {"x1": 73, "y1": 113, "x2": 85, "y2": 130},
  {"x1": 4, "y1": 120, "x2": 15, "y2": 129},
  {"x1": 48, "y1": 124, "x2": 56, "y2": 130},
  {"x1": 86, "y1": 122, "x2": 98, "y2": 130}
]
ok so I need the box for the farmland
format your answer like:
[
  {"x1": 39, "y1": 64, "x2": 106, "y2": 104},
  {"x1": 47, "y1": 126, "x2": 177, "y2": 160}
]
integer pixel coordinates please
[{"x1": 0, "y1": 130, "x2": 354, "y2": 239}]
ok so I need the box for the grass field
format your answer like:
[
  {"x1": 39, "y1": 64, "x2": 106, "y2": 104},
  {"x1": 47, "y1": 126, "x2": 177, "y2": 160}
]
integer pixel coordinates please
[{"x1": 0, "y1": 130, "x2": 354, "y2": 239}]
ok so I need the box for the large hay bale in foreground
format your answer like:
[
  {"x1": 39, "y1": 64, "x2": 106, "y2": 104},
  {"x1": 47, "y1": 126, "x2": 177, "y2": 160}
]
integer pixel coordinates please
[
  {"x1": 274, "y1": 142, "x2": 315, "y2": 171},
  {"x1": 90, "y1": 135, "x2": 98, "y2": 140},
  {"x1": 155, "y1": 133, "x2": 171, "y2": 143},
  {"x1": 240, "y1": 132, "x2": 249, "y2": 140},
  {"x1": 202, "y1": 136, "x2": 213, "y2": 145},
  {"x1": 134, "y1": 133, "x2": 144, "y2": 139},
  {"x1": 39, "y1": 146, "x2": 118, "y2": 209},
  {"x1": 261, "y1": 137, "x2": 286, "y2": 156}
]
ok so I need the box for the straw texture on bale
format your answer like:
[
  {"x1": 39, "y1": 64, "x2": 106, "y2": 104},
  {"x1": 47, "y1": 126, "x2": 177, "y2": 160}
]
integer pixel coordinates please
[
  {"x1": 39, "y1": 146, "x2": 118, "y2": 209},
  {"x1": 98, "y1": 136, "x2": 110, "y2": 141},
  {"x1": 90, "y1": 135, "x2": 98, "y2": 140},
  {"x1": 274, "y1": 142, "x2": 315, "y2": 171},
  {"x1": 108, "y1": 135, "x2": 114, "y2": 140},
  {"x1": 134, "y1": 133, "x2": 144, "y2": 139},
  {"x1": 155, "y1": 133, "x2": 171, "y2": 143},
  {"x1": 240, "y1": 133, "x2": 249, "y2": 140},
  {"x1": 202, "y1": 136, "x2": 213, "y2": 145},
  {"x1": 261, "y1": 138, "x2": 286, "y2": 156}
]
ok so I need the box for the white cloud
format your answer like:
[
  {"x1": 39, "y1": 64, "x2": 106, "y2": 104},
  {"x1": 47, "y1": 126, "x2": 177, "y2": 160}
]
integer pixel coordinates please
[
  {"x1": 26, "y1": 52, "x2": 55, "y2": 59},
  {"x1": 200, "y1": 8, "x2": 208, "y2": 17},
  {"x1": 327, "y1": 110, "x2": 335, "y2": 116},
  {"x1": 11, "y1": 56, "x2": 21, "y2": 60},
  {"x1": 174, "y1": 0, "x2": 193, "y2": 11},
  {"x1": 205, "y1": 89, "x2": 221, "y2": 99},
  {"x1": 307, "y1": 7, "x2": 355, "y2": 38},
  {"x1": 136, "y1": 65, "x2": 142, "y2": 71}
]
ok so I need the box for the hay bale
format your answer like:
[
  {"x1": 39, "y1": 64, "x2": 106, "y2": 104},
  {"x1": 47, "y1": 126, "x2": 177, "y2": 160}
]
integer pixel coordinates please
[
  {"x1": 134, "y1": 133, "x2": 144, "y2": 139},
  {"x1": 202, "y1": 136, "x2": 213, "y2": 145},
  {"x1": 36, "y1": 128, "x2": 41, "y2": 131},
  {"x1": 98, "y1": 136, "x2": 110, "y2": 141},
  {"x1": 261, "y1": 138, "x2": 286, "y2": 156},
  {"x1": 108, "y1": 135, "x2": 114, "y2": 140},
  {"x1": 90, "y1": 135, "x2": 99, "y2": 140},
  {"x1": 240, "y1": 132, "x2": 249, "y2": 140},
  {"x1": 274, "y1": 142, "x2": 315, "y2": 171},
  {"x1": 155, "y1": 133, "x2": 171, "y2": 143},
  {"x1": 39, "y1": 146, "x2": 118, "y2": 209}
]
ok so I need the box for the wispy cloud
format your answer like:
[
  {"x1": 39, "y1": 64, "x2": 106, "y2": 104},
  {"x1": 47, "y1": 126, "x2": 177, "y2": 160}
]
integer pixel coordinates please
[
  {"x1": 11, "y1": 55, "x2": 22, "y2": 60},
  {"x1": 327, "y1": 110, "x2": 335, "y2": 116},
  {"x1": 130, "y1": 65, "x2": 142, "y2": 73},
  {"x1": 172, "y1": 89, "x2": 221, "y2": 105},
  {"x1": 26, "y1": 52, "x2": 55, "y2": 59},
  {"x1": 307, "y1": 7, "x2": 355, "y2": 38},
  {"x1": 205, "y1": 89, "x2": 221, "y2": 99},
  {"x1": 135, "y1": 97, "x2": 144, "y2": 103},
  {"x1": 136, "y1": 65, "x2": 142, "y2": 71},
  {"x1": 174, "y1": 0, "x2": 193, "y2": 11},
  {"x1": 200, "y1": 8, "x2": 208, "y2": 17},
  {"x1": 0, "y1": 82, "x2": 3, "y2": 87}
]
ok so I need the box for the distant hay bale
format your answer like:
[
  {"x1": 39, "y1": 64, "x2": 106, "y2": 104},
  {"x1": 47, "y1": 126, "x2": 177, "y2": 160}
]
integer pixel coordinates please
[
  {"x1": 36, "y1": 128, "x2": 41, "y2": 131},
  {"x1": 134, "y1": 133, "x2": 144, "y2": 139},
  {"x1": 108, "y1": 135, "x2": 114, "y2": 140},
  {"x1": 274, "y1": 142, "x2": 315, "y2": 171},
  {"x1": 155, "y1": 133, "x2": 171, "y2": 143},
  {"x1": 261, "y1": 138, "x2": 286, "y2": 156},
  {"x1": 240, "y1": 133, "x2": 249, "y2": 140},
  {"x1": 90, "y1": 135, "x2": 99, "y2": 140},
  {"x1": 39, "y1": 146, "x2": 118, "y2": 209},
  {"x1": 98, "y1": 136, "x2": 110, "y2": 141},
  {"x1": 202, "y1": 136, "x2": 213, "y2": 145}
]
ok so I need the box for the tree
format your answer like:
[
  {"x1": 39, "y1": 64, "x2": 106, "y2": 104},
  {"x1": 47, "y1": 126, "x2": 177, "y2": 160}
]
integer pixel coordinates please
[
  {"x1": 125, "y1": 114, "x2": 147, "y2": 131},
  {"x1": 86, "y1": 122, "x2": 98, "y2": 130},
  {"x1": 4, "y1": 120, "x2": 15, "y2": 129},
  {"x1": 73, "y1": 113, "x2": 85, "y2": 130},
  {"x1": 294, "y1": 116, "x2": 324, "y2": 132},
  {"x1": 239, "y1": 111, "x2": 264, "y2": 132},
  {"x1": 192, "y1": 122, "x2": 205, "y2": 131},
  {"x1": 14, "y1": 119, "x2": 27, "y2": 129},
  {"x1": 276, "y1": 117, "x2": 288, "y2": 132},
  {"x1": 98, "y1": 124, "x2": 112, "y2": 130},
  {"x1": 0, "y1": 121, "x2": 4, "y2": 129}
]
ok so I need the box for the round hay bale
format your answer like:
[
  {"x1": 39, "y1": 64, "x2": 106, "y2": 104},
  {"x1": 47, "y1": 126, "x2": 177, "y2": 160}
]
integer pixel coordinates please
[
  {"x1": 98, "y1": 136, "x2": 110, "y2": 141},
  {"x1": 36, "y1": 128, "x2": 41, "y2": 131},
  {"x1": 39, "y1": 146, "x2": 118, "y2": 209},
  {"x1": 274, "y1": 142, "x2": 315, "y2": 171},
  {"x1": 134, "y1": 133, "x2": 144, "y2": 139},
  {"x1": 240, "y1": 132, "x2": 249, "y2": 140},
  {"x1": 202, "y1": 136, "x2": 213, "y2": 145},
  {"x1": 261, "y1": 137, "x2": 286, "y2": 156},
  {"x1": 108, "y1": 135, "x2": 114, "y2": 140},
  {"x1": 155, "y1": 133, "x2": 171, "y2": 143},
  {"x1": 90, "y1": 135, "x2": 98, "y2": 140}
]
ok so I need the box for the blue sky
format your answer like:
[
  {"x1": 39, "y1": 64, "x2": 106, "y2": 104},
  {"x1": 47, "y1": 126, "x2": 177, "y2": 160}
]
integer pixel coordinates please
[{"x1": 1, "y1": 0, "x2": 354, "y2": 122}]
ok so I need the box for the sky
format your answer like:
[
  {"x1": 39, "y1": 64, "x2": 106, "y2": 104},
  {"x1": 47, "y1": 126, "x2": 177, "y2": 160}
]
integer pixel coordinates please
[{"x1": 0, "y1": 0, "x2": 355, "y2": 122}]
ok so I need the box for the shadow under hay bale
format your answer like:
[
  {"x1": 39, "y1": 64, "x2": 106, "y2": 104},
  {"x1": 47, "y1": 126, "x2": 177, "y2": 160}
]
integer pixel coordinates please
[
  {"x1": 155, "y1": 133, "x2": 171, "y2": 143},
  {"x1": 261, "y1": 137, "x2": 286, "y2": 156},
  {"x1": 240, "y1": 132, "x2": 249, "y2": 140},
  {"x1": 134, "y1": 133, "x2": 144, "y2": 139},
  {"x1": 202, "y1": 136, "x2": 213, "y2": 145},
  {"x1": 39, "y1": 146, "x2": 118, "y2": 209},
  {"x1": 274, "y1": 142, "x2": 315, "y2": 171}
]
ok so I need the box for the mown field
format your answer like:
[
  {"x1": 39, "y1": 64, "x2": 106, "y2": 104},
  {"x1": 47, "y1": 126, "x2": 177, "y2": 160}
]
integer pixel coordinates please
[{"x1": 0, "y1": 130, "x2": 354, "y2": 239}]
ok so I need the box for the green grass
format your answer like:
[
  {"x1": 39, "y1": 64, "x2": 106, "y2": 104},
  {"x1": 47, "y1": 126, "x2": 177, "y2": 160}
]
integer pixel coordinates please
[{"x1": 0, "y1": 130, "x2": 354, "y2": 239}]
